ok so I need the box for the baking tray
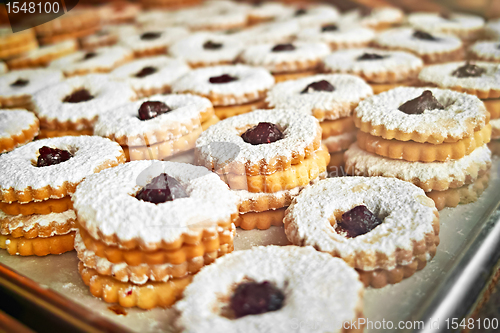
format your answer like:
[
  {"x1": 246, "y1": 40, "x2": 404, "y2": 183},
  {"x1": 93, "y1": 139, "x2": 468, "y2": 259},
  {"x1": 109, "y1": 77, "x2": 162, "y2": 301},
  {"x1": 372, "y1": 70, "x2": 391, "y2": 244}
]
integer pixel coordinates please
[{"x1": 0, "y1": 153, "x2": 499, "y2": 333}]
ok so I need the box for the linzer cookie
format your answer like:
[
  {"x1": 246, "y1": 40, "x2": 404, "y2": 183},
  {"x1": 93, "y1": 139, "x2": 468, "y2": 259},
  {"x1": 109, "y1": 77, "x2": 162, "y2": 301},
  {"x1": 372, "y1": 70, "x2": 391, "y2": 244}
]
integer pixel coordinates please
[
  {"x1": 110, "y1": 56, "x2": 190, "y2": 98},
  {"x1": 285, "y1": 177, "x2": 440, "y2": 288},
  {"x1": 296, "y1": 23, "x2": 375, "y2": 51},
  {"x1": 341, "y1": 6, "x2": 404, "y2": 31},
  {"x1": 172, "y1": 65, "x2": 274, "y2": 120},
  {"x1": 81, "y1": 25, "x2": 138, "y2": 50},
  {"x1": 322, "y1": 48, "x2": 423, "y2": 94},
  {"x1": 0, "y1": 28, "x2": 38, "y2": 60},
  {"x1": 247, "y1": 2, "x2": 295, "y2": 25},
  {"x1": 169, "y1": 32, "x2": 244, "y2": 68},
  {"x1": 469, "y1": 41, "x2": 500, "y2": 62},
  {"x1": 354, "y1": 87, "x2": 489, "y2": 144},
  {"x1": 282, "y1": 5, "x2": 339, "y2": 28},
  {"x1": 239, "y1": 42, "x2": 330, "y2": 82},
  {"x1": 408, "y1": 12, "x2": 484, "y2": 42},
  {"x1": 7, "y1": 40, "x2": 78, "y2": 70},
  {"x1": 175, "y1": 246, "x2": 364, "y2": 332},
  {"x1": 0, "y1": 110, "x2": 39, "y2": 154},
  {"x1": 0, "y1": 136, "x2": 125, "y2": 256},
  {"x1": 48, "y1": 46, "x2": 133, "y2": 77},
  {"x1": 120, "y1": 27, "x2": 190, "y2": 57},
  {"x1": 94, "y1": 94, "x2": 213, "y2": 161},
  {"x1": 32, "y1": 74, "x2": 136, "y2": 138},
  {"x1": 0, "y1": 68, "x2": 63, "y2": 110},
  {"x1": 373, "y1": 28, "x2": 463, "y2": 64},
  {"x1": 72, "y1": 161, "x2": 239, "y2": 308}
]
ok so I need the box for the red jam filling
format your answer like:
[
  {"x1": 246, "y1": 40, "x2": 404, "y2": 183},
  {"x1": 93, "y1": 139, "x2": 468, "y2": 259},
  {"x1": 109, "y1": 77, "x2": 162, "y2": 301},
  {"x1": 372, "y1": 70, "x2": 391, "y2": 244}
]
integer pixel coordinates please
[
  {"x1": 140, "y1": 32, "x2": 161, "y2": 40},
  {"x1": 10, "y1": 79, "x2": 29, "y2": 87},
  {"x1": 134, "y1": 66, "x2": 158, "y2": 78},
  {"x1": 271, "y1": 43, "x2": 295, "y2": 52},
  {"x1": 336, "y1": 205, "x2": 383, "y2": 238},
  {"x1": 36, "y1": 146, "x2": 73, "y2": 167},
  {"x1": 209, "y1": 74, "x2": 238, "y2": 84},
  {"x1": 301, "y1": 80, "x2": 335, "y2": 94},
  {"x1": 241, "y1": 122, "x2": 284, "y2": 145},
  {"x1": 63, "y1": 89, "x2": 94, "y2": 103},
  {"x1": 230, "y1": 281, "x2": 285, "y2": 318},
  {"x1": 398, "y1": 90, "x2": 444, "y2": 115},
  {"x1": 135, "y1": 173, "x2": 188, "y2": 204},
  {"x1": 138, "y1": 101, "x2": 172, "y2": 120},
  {"x1": 203, "y1": 40, "x2": 223, "y2": 50}
]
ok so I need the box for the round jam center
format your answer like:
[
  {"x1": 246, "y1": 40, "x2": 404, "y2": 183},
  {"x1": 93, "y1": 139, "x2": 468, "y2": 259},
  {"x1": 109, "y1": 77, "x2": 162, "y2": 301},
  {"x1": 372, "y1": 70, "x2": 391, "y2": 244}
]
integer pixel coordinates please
[
  {"x1": 321, "y1": 24, "x2": 338, "y2": 32},
  {"x1": 335, "y1": 205, "x2": 383, "y2": 238},
  {"x1": 209, "y1": 74, "x2": 238, "y2": 84},
  {"x1": 135, "y1": 173, "x2": 188, "y2": 204},
  {"x1": 451, "y1": 62, "x2": 485, "y2": 78},
  {"x1": 295, "y1": 8, "x2": 307, "y2": 16},
  {"x1": 140, "y1": 32, "x2": 161, "y2": 40},
  {"x1": 82, "y1": 52, "x2": 97, "y2": 61},
  {"x1": 241, "y1": 122, "x2": 283, "y2": 145},
  {"x1": 412, "y1": 30, "x2": 438, "y2": 41},
  {"x1": 230, "y1": 281, "x2": 285, "y2": 318},
  {"x1": 36, "y1": 146, "x2": 73, "y2": 167},
  {"x1": 398, "y1": 90, "x2": 444, "y2": 115},
  {"x1": 138, "y1": 101, "x2": 172, "y2": 120},
  {"x1": 10, "y1": 78, "x2": 29, "y2": 87},
  {"x1": 203, "y1": 40, "x2": 223, "y2": 50},
  {"x1": 301, "y1": 80, "x2": 335, "y2": 94},
  {"x1": 135, "y1": 66, "x2": 158, "y2": 78},
  {"x1": 271, "y1": 43, "x2": 295, "y2": 52},
  {"x1": 63, "y1": 89, "x2": 94, "y2": 103},
  {"x1": 357, "y1": 53, "x2": 387, "y2": 61}
]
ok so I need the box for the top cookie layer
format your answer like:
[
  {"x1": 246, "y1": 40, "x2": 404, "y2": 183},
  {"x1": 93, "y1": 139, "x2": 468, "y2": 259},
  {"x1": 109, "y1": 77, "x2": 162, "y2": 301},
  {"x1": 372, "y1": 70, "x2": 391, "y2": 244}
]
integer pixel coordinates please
[{"x1": 0, "y1": 69, "x2": 63, "y2": 99}]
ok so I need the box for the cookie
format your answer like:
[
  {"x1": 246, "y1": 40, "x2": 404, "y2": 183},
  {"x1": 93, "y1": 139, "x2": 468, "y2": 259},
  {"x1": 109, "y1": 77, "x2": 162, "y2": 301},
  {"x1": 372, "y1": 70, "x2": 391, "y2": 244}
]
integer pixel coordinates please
[
  {"x1": 169, "y1": 32, "x2": 244, "y2": 68},
  {"x1": 34, "y1": 9, "x2": 100, "y2": 41},
  {"x1": 344, "y1": 143, "x2": 492, "y2": 192},
  {"x1": 281, "y1": 4, "x2": 340, "y2": 28},
  {"x1": 32, "y1": 74, "x2": 136, "y2": 132},
  {"x1": 296, "y1": 23, "x2": 375, "y2": 50},
  {"x1": 0, "y1": 232, "x2": 75, "y2": 256},
  {"x1": 0, "y1": 110, "x2": 39, "y2": 154},
  {"x1": 408, "y1": 12, "x2": 484, "y2": 41},
  {"x1": 374, "y1": 28, "x2": 463, "y2": 64},
  {"x1": 322, "y1": 48, "x2": 423, "y2": 94},
  {"x1": 7, "y1": 40, "x2": 78, "y2": 70},
  {"x1": 172, "y1": 65, "x2": 274, "y2": 118},
  {"x1": 0, "y1": 196, "x2": 73, "y2": 216},
  {"x1": 120, "y1": 27, "x2": 190, "y2": 57},
  {"x1": 341, "y1": 6, "x2": 404, "y2": 30},
  {"x1": 48, "y1": 46, "x2": 133, "y2": 76},
  {"x1": 247, "y1": 2, "x2": 295, "y2": 25},
  {"x1": 0, "y1": 210, "x2": 76, "y2": 239},
  {"x1": 231, "y1": 21, "x2": 299, "y2": 45},
  {"x1": 323, "y1": 131, "x2": 357, "y2": 153},
  {"x1": 320, "y1": 117, "x2": 356, "y2": 138},
  {"x1": 469, "y1": 41, "x2": 500, "y2": 62},
  {"x1": 110, "y1": 56, "x2": 190, "y2": 98},
  {"x1": 267, "y1": 74, "x2": 373, "y2": 121},
  {"x1": 354, "y1": 87, "x2": 489, "y2": 144},
  {"x1": 175, "y1": 246, "x2": 364, "y2": 332},
  {"x1": 239, "y1": 42, "x2": 330, "y2": 82},
  {"x1": 284, "y1": 176, "x2": 440, "y2": 288},
  {"x1": 0, "y1": 68, "x2": 63, "y2": 109},
  {"x1": 0, "y1": 136, "x2": 126, "y2": 203}
]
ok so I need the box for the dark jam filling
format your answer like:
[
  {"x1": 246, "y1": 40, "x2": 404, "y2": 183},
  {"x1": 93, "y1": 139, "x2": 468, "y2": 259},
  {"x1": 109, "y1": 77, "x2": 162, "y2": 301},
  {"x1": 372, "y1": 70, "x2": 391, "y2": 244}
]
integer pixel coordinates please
[
  {"x1": 301, "y1": 80, "x2": 335, "y2": 94},
  {"x1": 230, "y1": 281, "x2": 285, "y2": 318},
  {"x1": 134, "y1": 66, "x2": 158, "y2": 78},
  {"x1": 357, "y1": 53, "x2": 388, "y2": 61},
  {"x1": 398, "y1": 90, "x2": 444, "y2": 115},
  {"x1": 203, "y1": 40, "x2": 223, "y2": 50},
  {"x1": 36, "y1": 146, "x2": 73, "y2": 167},
  {"x1": 241, "y1": 122, "x2": 284, "y2": 145},
  {"x1": 451, "y1": 62, "x2": 486, "y2": 78},
  {"x1": 209, "y1": 74, "x2": 238, "y2": 84},
  {"x1": 271, "y1": 43, "x2": 295, "y2": 52},
  {"x1": 321, "y1": 24, "x2": 338, "y2": 32},
  {"x1": 335, "y1": 205, "x2": 383, "y2": 238},
  {"x1": 412, "y1": 30, "x2": 439, "y2": 41},
  {"x1": 138, "y1": 101, "x2": 172, "y2": 120},
  {"x1": 140, "y1": 32, "x2": 161, "y2": 40},
  {"x1": 295, "y1": 8, "x2": 307, "y2": 16},
  {"x1": 10, "y1": 78, "x2": 29, "y2": 87},
  {"x1": 135, "y1": 173, "x2": 188, "y2": 204},
  {"x1": 63, "y1": 89, "x2": 94, "y2": 103},
  {"x1": 82, "y1": 52, "x2": 97, "y2": 61}
]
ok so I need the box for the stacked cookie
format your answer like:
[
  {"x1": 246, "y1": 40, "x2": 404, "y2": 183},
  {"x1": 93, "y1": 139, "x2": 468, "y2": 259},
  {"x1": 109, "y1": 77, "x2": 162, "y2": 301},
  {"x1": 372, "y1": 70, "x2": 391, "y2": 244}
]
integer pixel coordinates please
[
  {"x1": 0, "y1": 136, "x2": 125, "y2": 256},
  {"x1": 94, "y1": 94, "x2": 215, "y2": 161},
  {"x1": 267, "y1": 74, "x2": 372, "y2": 175},
  {"x1": 72, "y1": 161, "x2": 239, "y2": 309},
  {"x1": 7, "y1": 40, "x2": 78, "y2": 70},
  {"x1": 0, "y1": 68, "x2": 63, "y2": 111},
  {"x1": 345, "y1": 87, "x2": 492, "y2": 210},
  {"x1": 195, "y1": 109, "x2": 330, "y2": 230},
  {"x1": 322, "y1": 48, "x2": 424, "y2": 94},
  {"x1": 32, "y1": 74, "x2": 136, "y2": 138},
  {"x1": 418, "y1": 62, "x2": 500, "y2": 156},
  {"x1": 172, "y1": 65, "x2": 274, "y2": 120},
  {"x1": 0, "y1": 110, "x2": 39, "y2": 154},
  {"x1": 0, "y1": 28, "x2": 38, "y2": 60},
  {"x1": 35, "y1": 9, "x2": 101, "y2": 45}
]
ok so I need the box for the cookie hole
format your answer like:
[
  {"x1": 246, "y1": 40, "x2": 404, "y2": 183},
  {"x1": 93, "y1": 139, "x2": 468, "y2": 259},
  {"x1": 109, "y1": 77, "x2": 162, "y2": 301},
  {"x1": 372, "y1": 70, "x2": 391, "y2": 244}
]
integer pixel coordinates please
[
  {"x1": 63, "y1": 88, "x2": 94, "y2": 103},
  {"x1": 331, "y1": 205, "x2": 387, "y2": 238}
]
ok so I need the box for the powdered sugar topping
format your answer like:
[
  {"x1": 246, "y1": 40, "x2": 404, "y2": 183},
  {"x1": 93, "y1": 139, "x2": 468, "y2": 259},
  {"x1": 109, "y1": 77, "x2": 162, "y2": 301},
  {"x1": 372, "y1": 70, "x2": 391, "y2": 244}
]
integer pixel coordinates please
[
  {"x1": 470, "y1": 41, "x2": 500, "y2": 61},
  {"x1": 296, "y1": 23, "x2": 375, "y2": 46},
  {"x1": 0, "y1": 68, "x2": 63, "y2": 98},
  {"x1": 0, "y1": 109, "x2": 38, "y2": 139}
]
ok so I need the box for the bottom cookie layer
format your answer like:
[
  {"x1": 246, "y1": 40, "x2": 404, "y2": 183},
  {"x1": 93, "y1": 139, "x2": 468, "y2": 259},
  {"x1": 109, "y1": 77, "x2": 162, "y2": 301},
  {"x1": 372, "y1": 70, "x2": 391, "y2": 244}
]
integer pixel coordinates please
[
  {"x1": 78, "y1": 262, "x2": 193, "y2": 309},
  {"x1": 234, "y1": 207, "x2": 287, "y2": 230},
  {"x1": 0, "y1": 231, "x2": 75, "y2": 256},
  {"x1": 426, "y1": 172, "x2": 490, "y2": 211}
]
